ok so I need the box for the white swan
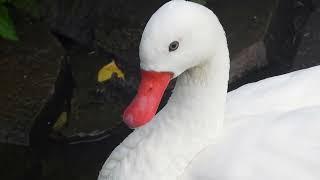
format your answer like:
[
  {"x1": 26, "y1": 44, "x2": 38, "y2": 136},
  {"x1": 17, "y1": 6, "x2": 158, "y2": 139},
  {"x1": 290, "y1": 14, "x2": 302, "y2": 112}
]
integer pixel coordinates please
[{"x1": 98, "y1": 0, "x2": 320, "y2": 180}]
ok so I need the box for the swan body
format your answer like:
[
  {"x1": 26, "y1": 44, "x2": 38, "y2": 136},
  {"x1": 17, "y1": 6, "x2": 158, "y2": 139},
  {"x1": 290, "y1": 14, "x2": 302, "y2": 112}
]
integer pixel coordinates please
[
  {"x1": 98, "y1": 1, "x2": 320, "y2": 180},
  {"x1": 182, "y1": 65, "x2": 320, "y2": 180}
]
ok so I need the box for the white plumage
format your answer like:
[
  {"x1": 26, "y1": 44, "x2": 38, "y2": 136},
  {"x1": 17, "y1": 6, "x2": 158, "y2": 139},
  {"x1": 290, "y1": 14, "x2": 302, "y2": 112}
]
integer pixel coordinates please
[{"x1": 98, "y1": 1, "x2": 320, "y2": 180}]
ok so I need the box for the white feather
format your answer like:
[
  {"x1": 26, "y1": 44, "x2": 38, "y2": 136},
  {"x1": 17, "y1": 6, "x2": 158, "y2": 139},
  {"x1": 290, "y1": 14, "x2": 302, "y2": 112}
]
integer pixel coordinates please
[{"x1": 98, "y1": 1, "x2": 320, "y2": 180}]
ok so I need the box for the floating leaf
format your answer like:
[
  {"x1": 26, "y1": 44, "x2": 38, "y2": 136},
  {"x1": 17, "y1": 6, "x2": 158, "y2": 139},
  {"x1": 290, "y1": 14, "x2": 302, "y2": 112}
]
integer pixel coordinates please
[
  {"x1": 0, "y1": 5, "x2": 18, "y2": 41},
  {"x1": 98, "y1": 60, "x2": 125, "y2": 82},
  {"x1": 53, "y1": 112, "x2": 68, "y2": 131},
  {"x1": 11, "y1": 0, "x2": 39, "y2": 17},
  {"x1": 190, "y1": 0, "x2": 207, "y2": 5}
]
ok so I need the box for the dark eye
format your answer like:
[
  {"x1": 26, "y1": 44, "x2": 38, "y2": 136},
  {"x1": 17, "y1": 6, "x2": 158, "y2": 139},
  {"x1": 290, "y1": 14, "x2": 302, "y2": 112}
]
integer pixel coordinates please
[{"x1": 169, "y1": 41, "x2": 179, "y2": 52}]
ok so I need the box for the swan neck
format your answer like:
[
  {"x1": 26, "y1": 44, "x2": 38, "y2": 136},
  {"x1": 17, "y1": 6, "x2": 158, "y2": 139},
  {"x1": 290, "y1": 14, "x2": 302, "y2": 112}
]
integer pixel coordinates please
[
  {"x1": 167, "y1": 44, "x2": 230, "y2": 137},
  {"x1": 99, "y1": 36, "x2": 230, "y2": 180}
]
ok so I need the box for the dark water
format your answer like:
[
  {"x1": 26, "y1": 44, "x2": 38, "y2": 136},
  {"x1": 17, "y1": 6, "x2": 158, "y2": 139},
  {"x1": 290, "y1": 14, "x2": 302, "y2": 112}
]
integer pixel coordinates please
[{"x1": 1, "y1": 124, "x2": 131, "y2": 180}]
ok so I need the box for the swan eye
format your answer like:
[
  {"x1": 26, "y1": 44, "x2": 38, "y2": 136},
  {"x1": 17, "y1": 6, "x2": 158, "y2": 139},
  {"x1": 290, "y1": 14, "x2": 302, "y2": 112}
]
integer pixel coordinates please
[{"x1": 169, "y1": 41, "x2": 179, "y2": 52}]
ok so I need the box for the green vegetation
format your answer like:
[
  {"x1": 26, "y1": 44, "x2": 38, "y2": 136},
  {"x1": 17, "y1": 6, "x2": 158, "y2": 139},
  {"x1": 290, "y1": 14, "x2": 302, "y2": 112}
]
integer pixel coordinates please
[
  {"x1": 0, "y1": 0, "x2": 39, "y2": 41},
  {"x1": 190, "y1": 0, "x2": 207, "y2": 5}
]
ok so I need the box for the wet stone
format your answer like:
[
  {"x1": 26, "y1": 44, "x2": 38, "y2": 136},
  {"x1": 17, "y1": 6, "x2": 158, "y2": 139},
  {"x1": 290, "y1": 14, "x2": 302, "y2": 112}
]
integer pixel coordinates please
[
  {"x1": 228, "y1": 0, "x2": 313, "y2": 90},
  {"x1": 215, "y1": 0, "x2": 312, "y2": 82},
  {"x1": 40, "y1": 0, "x2": 313, "y2": 137},
  {"x1": 0, "y1": 13, "x2": 67, "y2": 145},
  {"x1": 41, "y1": 0, "x2": 312, "y2": 85},
  {"x1": 53, "y1": 46, "x2": 134, "y2": 140},
  {"x1": 210, "y1": 0, "x2": 272, "y2": 82},
  {"x1": 292, "y1": 2, "x2": 320, "y2": 70}
]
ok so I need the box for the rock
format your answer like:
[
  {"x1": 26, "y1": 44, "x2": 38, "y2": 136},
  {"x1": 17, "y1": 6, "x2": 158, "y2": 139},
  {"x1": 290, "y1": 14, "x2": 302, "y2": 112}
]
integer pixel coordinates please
[
  {"x1": 222, "y1": 0, "x2": 312, "y2": 82},
  {"x1": 228, "y1": 0, "x2": 314, "y2": 90},
  {"x1": 40, "y1": 0, "x2": 313, "y2": 138},
  {"x1": 311, "y1": 0, "x2": 320, "y2": 7},
  {"x1": 40, "y1": 0, "x2": 99, "y2": 44},
  {"x1": 0, "y1": 12, "x2": 70, "y2": 146},
  {"x1": 40, "y1": 0, "x2": 168, "y2": 84},
  {"x1": 0, "y1": 143, "x2": 42, "y2": 180},
  {"x1": 53, "y1": 46, "x2": 133, "y2": 139},
  {"x1": 292, "y1": 1, "x2": 320, "y2": 70},
  {"x1": 213, "y1": 0, "x2": 273, "y2": 82},
  {"x1": 265, "y1": 0, "x2": 313, "y2": 71},
  {"x1": 40, "y1": 0, "x2": 312, "y2": 84},
  {"x1": 95, "y1": 0, "x2": 275, "y2": 83}
]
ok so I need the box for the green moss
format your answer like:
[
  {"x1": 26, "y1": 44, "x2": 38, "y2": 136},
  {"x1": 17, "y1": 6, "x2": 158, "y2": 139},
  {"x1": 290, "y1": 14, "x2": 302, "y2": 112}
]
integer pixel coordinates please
[
  {"x1": 0, "y1": 5, "x2": 18, "y2": 41},
  {"x1": 0, "y1": 0, "x2": 39, "y2": 41}
]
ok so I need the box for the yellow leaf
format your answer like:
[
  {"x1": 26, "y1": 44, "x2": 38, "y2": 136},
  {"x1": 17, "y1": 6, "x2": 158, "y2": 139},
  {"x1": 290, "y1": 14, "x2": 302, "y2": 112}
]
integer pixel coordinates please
[
  {"x1": 52, "y1": 112, "x2": 68, "y2": 131},
  {"x1": 97, "y1": 60, "x2": 125, "y2": 82}
]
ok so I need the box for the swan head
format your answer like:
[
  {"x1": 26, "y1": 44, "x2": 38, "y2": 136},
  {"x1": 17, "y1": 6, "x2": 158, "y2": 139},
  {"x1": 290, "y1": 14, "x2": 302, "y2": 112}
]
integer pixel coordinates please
[
  {"x1": 123, "y1": 0, "x2": 226, "y2": 128},
  {"x1": 140, "y1": 0, "x2": 225, "y2": 77}
]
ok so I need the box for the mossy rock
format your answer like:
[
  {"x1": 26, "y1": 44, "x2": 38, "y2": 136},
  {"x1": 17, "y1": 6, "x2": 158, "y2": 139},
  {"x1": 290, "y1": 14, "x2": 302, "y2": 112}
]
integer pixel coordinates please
[{"x1": 0, "y1": 13, "x2": 68, "y2": 145}]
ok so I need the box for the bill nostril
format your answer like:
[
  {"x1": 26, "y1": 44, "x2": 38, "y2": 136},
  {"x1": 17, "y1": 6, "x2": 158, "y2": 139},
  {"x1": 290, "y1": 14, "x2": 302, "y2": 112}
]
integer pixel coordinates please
[{"x1": 148, "y1": 87, "x2": 153, "y2": 92}]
